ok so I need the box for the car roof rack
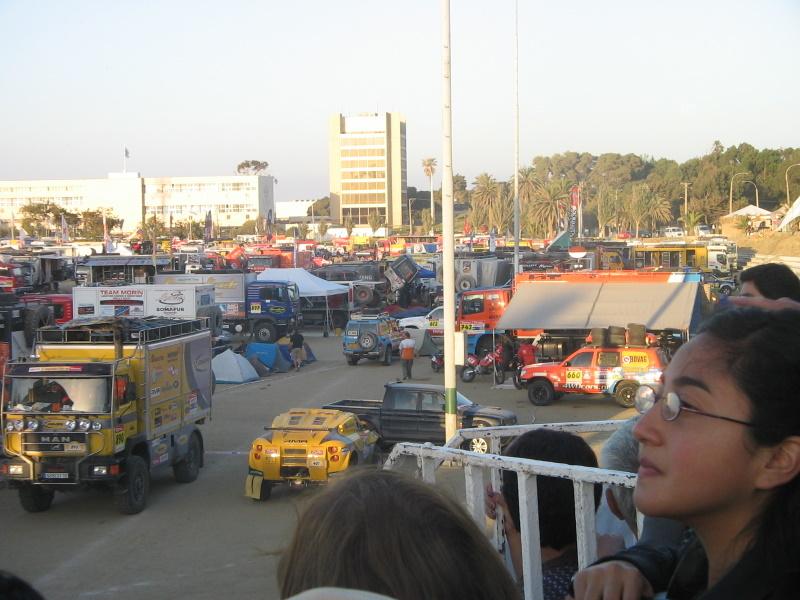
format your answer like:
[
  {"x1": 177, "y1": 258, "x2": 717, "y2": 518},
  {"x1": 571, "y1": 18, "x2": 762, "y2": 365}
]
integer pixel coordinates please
[
  {"x1": 37, "y1": 316, "x2": 206, "y2": 345},
  {"x1": 349, "y1": 310, "x2": 391, "y2": 320}
]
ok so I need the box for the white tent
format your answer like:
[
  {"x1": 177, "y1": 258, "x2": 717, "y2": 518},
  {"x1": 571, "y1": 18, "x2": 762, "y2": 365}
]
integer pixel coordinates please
[
  {"x1": 727, "y1": 204, "x2": 772, "y2": 217},
  {"x1": 256, "y1": 267, "x2": 349, "y2": 333},
  {"x1": 778, "y1": 197, "x2": 800, "y2": 231},
  {"x1": 212, "y1": 349, "x2": 260, "y2": 384}
]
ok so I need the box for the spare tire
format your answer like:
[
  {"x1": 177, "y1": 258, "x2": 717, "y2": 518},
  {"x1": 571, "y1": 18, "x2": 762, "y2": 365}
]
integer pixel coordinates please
[
  {"x1": 358, "y1": 331, "x2": 378, "y2": 351},
  {"x1": 353, "y1": 286, "x2": 374, "y2": 305},
  {"x1": 24, "y1": 305, "x2": 53, "y2": 348},
  {"x1": 626, "y1": 323, "x2": 647, "y2": 347},
  {"x1": 456, "y1": 275, "x2": 478, "y2": 291},
  {"x1": 589, "y1": 327, "x2": 607, "y2": 347},
  {"x1": 608, "y1": 325, "x2": 626, "y2": 347}
]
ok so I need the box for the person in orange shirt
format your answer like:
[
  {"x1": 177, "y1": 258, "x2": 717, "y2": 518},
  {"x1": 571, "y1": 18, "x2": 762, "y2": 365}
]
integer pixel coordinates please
[{"x1": 399, "y1": 331, "x2": 416, "y2": 380}]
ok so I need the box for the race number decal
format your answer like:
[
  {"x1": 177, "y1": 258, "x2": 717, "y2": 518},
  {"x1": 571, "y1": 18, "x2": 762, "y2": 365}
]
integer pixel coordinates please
[
  {"x1": 114, "y1": 426, "x2": 126, "y2": 452},
  {"x1": 250, "y1": 303, "x2": 262, "y2": 314},
  {"x1": 565, "y1": 369, "x2": 582, "y2": 388}
]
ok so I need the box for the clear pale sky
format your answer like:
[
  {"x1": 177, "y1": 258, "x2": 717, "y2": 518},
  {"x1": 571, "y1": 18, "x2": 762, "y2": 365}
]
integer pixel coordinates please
[{"x1": 1, "y1": 0, "x2": 797, "y2": 202}]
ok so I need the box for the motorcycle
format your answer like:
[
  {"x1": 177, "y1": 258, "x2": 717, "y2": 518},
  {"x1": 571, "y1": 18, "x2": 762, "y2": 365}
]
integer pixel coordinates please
[
  {"x1": 460, "y1": 343, "x2": 506, "y2": 384},
  {"x1": 430, "y1": 352, "x2": 444, "y2": 372},
  {"x1": 510, "y1": 341, "x2": 537, "y2": 390}
]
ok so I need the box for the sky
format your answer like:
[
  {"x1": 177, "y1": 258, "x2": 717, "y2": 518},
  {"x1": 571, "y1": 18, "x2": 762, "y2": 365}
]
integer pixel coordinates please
[{"x1": 1, "y1": 0, "x2": 798, "y2": 203}]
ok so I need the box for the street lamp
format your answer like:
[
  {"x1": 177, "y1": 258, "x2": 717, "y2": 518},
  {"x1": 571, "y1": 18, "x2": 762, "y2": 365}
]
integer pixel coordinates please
[
  {"x1": 785, "y1": 163, "x2": 800, "y2": 207},
  {"x1": 728, "y1": 171, "x2": 750, "y2": 215},
  {"x1": 742, "y1": 180, "x2": 760, "y2": 209}
]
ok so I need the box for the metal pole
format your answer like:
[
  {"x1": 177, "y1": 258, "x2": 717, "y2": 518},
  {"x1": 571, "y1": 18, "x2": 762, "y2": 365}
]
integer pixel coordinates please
[
  {"x1": 728, "y1": 172, "x2": 748, "y2": 215},
  {"x1": 744, "y1": 181, "x2": 759, "y2": 208},
  {"x1": 430, "y1": 172, "x2": 435, "y2": 236},
  {"x1": 513, "y1": 0, "x2": 520, "y2": 273},
  {"x1": 441, "y1": 0, "x2": 458, "y2": 443},
  {"x1": 786, "y1": 164, "x2": 800, "y2": 207}
]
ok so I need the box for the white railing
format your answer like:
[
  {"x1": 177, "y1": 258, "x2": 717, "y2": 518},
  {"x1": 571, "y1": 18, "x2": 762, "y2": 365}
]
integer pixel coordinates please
[{"x1": 384, "y1": 420, "x2": 638, "y2": 600}]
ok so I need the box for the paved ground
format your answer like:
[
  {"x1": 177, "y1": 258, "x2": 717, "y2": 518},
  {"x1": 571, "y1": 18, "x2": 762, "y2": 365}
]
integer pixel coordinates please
[{"x1": 0, "y1": 332, "x2": 634, "y2": 600}]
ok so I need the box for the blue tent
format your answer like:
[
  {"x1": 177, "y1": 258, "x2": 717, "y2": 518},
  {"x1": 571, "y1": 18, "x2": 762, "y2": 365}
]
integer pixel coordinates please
[{"x1": 245, "y1": 343, "x2": 292, "y2": 373}]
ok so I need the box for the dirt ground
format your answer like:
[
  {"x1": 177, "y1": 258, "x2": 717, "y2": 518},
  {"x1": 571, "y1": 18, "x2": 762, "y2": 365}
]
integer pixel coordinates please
[{"x1": 718, "y1": 225, "x2": 800, "y2": 257}]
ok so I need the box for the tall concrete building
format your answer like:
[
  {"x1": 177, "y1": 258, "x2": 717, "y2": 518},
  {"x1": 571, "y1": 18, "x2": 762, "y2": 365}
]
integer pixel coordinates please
[
  {"x1": 329, "y1": 112, "x2": 407, "y2": 229},
  {"x1": 0, "y1": 174, "x2": 275, "y2": 234}
]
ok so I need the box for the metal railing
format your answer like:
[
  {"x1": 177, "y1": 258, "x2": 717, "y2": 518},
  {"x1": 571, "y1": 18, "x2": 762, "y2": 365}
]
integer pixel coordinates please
[{"x1": 384, "y1": 420, "x2": 637, "y2": 600}]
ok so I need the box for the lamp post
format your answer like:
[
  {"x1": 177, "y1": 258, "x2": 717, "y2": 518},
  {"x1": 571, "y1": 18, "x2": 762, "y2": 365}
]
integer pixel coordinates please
[
  {"x1": 742, "y1": 180, "x2": 760, "y2": 209},
  {"x1": 728, "y1": 171, "x2": 750, "y2": 215},
  {"x1": 785, "y1": 163, "x2": 800, "y2": 207}
]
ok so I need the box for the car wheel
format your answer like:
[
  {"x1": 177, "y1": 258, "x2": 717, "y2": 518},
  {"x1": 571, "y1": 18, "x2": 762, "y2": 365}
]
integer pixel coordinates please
[
  {"x1": 614, "y1": 380, "x2": 639, "y2": 408},
  {"x1": 173, "y1": 433, "x2": 202, "y2": 483},
  {"x1": 527, "y1": 379, "x2": 555, "y2": 406},
  {"x1": 463, "y1": 422, "x2": 489, "y2": 454},
  {"x1": 346, "y1": 355, "x2": 359, "y2": 366},
  {"x1": 460, "y1": 366, "x2": 476, "y2": 382}
]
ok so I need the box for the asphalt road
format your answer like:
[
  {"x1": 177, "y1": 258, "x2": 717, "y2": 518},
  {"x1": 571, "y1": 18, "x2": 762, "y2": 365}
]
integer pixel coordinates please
[{"x1": 0, "y1": 332, "x2": 635, "y2": 600}]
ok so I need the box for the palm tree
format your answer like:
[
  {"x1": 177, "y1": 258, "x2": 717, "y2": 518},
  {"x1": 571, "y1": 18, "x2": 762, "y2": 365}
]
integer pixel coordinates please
[
  {"x1": 422, "y1": 158, "x2": 437, "y2": 235},
  {"x1": 488, "y1": 181, "x2": 514, "y2": 235},
  {"x1": 317, "y1": 221, "x2": 329, "y2": 241},
  {"x1": 420, "y1": 209, "x2": 433, "y2": 236},
  {"x1": 680, "y1": 211, "x2": 703, "y2": 235},
  {"x1": 343, "y1": 216, "x2": 354, "y2": 238},
  {"x1": 367, "y1": 210, "x2": 383, "y2": 237},
  {"x1": 470, "y1": 173, "x2": 499, "y2": 232},
  {"x1": 296, "y1": 223, "x2": 310, "y2": 240},
  {"x1": 529, "y1": 180, "x2": 569, "y2": 238}
]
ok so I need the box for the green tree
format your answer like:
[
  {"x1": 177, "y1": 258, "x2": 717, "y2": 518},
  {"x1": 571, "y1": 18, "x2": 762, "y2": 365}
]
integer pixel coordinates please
[
  {"x1": 307, "y1": 196, "x2": 331, "y2": 217},
  {"x1": 470, "y1": 173, "x2": 500, "y2": 232},
  {"x1": 529, "y1": 180, "x2": 569, "y2": 238},
  {"x1": 317, "y1": 221, "x2": 330, "y2": 240},
  {"x1": 296, "y1": 223, "x2": 310, "y2": 240},
  {"x1": 236, "y1": 160, "x2": 269, "y2": 175},
  {"x1": 80, "y1": 210, "x2": 123, "y2": 239},
  {"x1": 367, "y1": 210, "x2": 383, "y2": 237},
  {"x1": 680, "y1": 211, "x2": 703, "y2": 234},
  {"x1": 419, "y1": 209, "x2": 433, "y2": 236},
  {"x1": 422, "y1": 158, "x2": 437, "y2": 234},
  {"x1": 343, "y1": 216, "x2": 354, "y2": 238}
]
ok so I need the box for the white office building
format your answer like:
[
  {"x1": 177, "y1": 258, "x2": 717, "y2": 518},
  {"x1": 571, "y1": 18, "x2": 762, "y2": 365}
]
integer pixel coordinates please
[{"x1": 0, "y1": 173, "x2": 276, "y2": 233}]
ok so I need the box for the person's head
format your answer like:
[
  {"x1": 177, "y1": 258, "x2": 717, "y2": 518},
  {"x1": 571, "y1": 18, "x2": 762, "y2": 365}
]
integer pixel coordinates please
[
  {"x1": 501, "y1": 429, "x2": 600, "y2": 549},
  {"x1": 600, "y1": 418, "x2": 640, "y2": 535},
  {"x1": 738, "y1": 263, "x2": 800, "y2": 302},
  {"x1": 278, "y1": 469, "x2": 519, "y2": 600},
  {"x1": 633, "y1": 307, "x2": 800, "y2": 569},
  {"x1": 402, "y1": 330, "x2": 410, "y2": 339}
]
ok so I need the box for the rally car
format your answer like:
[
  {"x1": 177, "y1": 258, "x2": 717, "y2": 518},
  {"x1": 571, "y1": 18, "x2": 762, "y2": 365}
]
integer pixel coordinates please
[{"x1": 244, "y1": 408, "x2": 379, "y2": 501}]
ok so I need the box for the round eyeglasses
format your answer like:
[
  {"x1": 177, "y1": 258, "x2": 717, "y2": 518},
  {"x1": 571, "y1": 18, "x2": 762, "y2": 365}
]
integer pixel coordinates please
[{"x1": 634, "y1": 385, "x2": 755, "y2": 427}]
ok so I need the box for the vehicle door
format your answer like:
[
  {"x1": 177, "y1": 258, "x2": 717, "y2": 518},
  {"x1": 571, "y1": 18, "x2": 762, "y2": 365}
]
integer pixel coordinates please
[
  {"x1": 427, "y1": 306, "x2": 444, "y2": 337},
  {"x1": 379, "y1": 388, "x2": 420, "y2": 442},
  {"x1": 595, "y1": 350, "x2": 621, "y2": 393},
  {"x1": 556, "y1": 349, "x2": 596, "y2": 393},
  {"x1": 417, "y1": 390, "x2": 447, "y2": 443}
]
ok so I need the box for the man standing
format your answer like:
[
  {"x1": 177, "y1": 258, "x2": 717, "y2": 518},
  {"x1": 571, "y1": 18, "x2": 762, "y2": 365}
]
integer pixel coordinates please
[
  {"x1": 289, "y1": 329, "x2": 305, "y2": 371},
  {"x1": 399, "y1": 331, "x2": 416, "y2": 380}
]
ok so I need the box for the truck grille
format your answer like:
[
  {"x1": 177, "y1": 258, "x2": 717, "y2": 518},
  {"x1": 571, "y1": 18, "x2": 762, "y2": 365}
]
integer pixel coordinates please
[
  {"x1": 23, "y1": 432, "x2": 88, "y2": 454},
  {"x1": 282, "y1": 447, "x2": 307, "y2": 466}
]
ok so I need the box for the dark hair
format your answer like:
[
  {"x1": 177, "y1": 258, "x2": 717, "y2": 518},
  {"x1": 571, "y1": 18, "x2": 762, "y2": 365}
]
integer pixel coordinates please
[
  {"x1": 699, "y1": 307, "x2": 800, "y2": 573},
  {"x1": 278, "y1": 469, "x2": 520, "y2": 600},
  {"x1": 739, "y1": 263, "x2": 800, "y2": 301},
  {"x1": 501, "y1": 429, "x2": 600, "y2": 550}
]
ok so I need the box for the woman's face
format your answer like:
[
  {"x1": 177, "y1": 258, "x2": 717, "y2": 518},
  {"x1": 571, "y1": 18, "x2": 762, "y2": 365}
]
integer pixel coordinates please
[{"x1": 633, "y1": 334, "x2": 764, "y2": 524}]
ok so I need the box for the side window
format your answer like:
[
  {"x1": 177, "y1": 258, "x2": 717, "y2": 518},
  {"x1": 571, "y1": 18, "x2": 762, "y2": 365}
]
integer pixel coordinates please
[
  {"x1": 339, "y1": 418, "x2": 355, "y2": 435},
  {"x1": 597, "y1": 351, "x2": 620, "y2": 368},
  {"x1": 419, "y1": 392, "x2": 442, "y2": 412},
  {"x1": 431, "y1": 307, "x2": 444, "y2": 320},
  {"x1": 462, "y1": 293, "x2": 484, "y2": 315},
  {"x1": 259, "y1": 287, "x2": 275, "y2": 301},
  {"x1": 569, "y1": 351, "x2": 594, "y2": 368},
  {"x1": 391, "y1": 390, "x2": 417, "y2": 411}
]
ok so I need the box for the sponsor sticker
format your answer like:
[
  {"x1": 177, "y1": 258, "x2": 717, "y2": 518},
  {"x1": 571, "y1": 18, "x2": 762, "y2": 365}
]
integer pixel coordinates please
[{"x1": 250, "y1": 303, "x2": 261, "y2": 314}]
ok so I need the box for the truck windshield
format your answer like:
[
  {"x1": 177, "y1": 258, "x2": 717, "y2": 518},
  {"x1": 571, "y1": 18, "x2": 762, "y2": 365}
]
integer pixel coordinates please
[{"x1": 6, "y1": 377, "x2": 110, "y2": 414}]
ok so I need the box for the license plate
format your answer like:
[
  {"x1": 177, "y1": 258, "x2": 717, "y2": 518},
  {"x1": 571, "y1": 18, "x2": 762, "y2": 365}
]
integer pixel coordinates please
[
  {"x1": 308, "y1": 459, "x2": 324, "y2": 467},
  {"x1": 42, "y1": 472, "x2": 69, "y2": 479},
  {"x1": 346, "y1": 330, "x2": 358, "y2": 336}
]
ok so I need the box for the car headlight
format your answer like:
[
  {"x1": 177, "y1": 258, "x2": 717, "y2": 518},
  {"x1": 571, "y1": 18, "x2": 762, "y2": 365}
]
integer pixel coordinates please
[
  {"x1": 26, "y1": 419, "x2": 40, "y2": 431},
  {"x1": 65, "y1": 419, "x2": 77, "y2": 431},
  {"x1": 91, "y1": 421, "x2": 102, "y2": 431},
  {"x1": 78, "y1": 418, "x2": 91, "y2": 431},
  {"x1": 5, "y1": 422, "x2": 15, "y2": 431},
  {"x1": 13, "y1": 420, "x2": 24, "y2": 432}
]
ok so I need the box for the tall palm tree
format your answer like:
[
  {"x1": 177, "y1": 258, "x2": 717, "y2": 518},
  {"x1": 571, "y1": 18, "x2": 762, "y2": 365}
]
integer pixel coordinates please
[
  {"x1": 422, "y1": 158, "x2": 437, "y2": 235},
  {"x1": 367, "y1": 210, "x2": 383, "y2": 237},
  {"x1": 529, "y1": 180, "x2": 569, "y2": 238},
  {"x1": 420, "y1": 209, "x2": 433, "y2": 236},
  {"x1": 343, "y1": 216, "x2": 354, "y2": 238},
  {"x1": 470, "y1": 173, "x2": 499, "y2": 232}
]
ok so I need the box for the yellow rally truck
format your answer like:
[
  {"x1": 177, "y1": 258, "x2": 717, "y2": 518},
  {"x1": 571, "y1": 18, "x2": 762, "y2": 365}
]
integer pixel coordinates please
[{"x1": 1, "y1": 317, "x2": 213, "y2": 514}]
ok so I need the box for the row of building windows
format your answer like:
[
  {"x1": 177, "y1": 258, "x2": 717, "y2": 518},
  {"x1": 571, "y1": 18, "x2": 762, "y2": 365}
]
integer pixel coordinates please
[
  {"x1": 147, "y1": 182, "x2": 256, "y2": 193},
  {"x1": 0, "y1": 197, "x2": 83, "y2": 207},
  {"x1": 340, "y1": 136, "x2": 385, "y2": 146},
  {"x1": 342, "y1": 181, "x2": 386, "y2": 191},
  {"x1": 342, "y1": 207, "x2": 386, "y2": 225},
  {"x1": 340, "y1": 159, "x2": 386, "y2": 169},
  {"x1": 341, "y1": 148, "x2": 385, "y2": 158},
  {"x1": 340, "y1": 193, "x2": 387, "y2": 205},
  {"x1": 341, "y1": 170, "x2": 386, "y2": 180}
]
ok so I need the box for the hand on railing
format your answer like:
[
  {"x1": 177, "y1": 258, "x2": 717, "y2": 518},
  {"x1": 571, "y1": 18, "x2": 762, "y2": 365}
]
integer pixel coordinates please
[{"x1": 567, "y1": 560, "x2": 654, "y2": 600}]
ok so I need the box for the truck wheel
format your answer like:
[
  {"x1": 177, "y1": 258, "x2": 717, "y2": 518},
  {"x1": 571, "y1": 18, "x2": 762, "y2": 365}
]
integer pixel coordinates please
[
  {"x1": 346, "y1": 355, "x2": 359, "y2": 366},
  {"x1": 460, "y1": 366, "x2": 476, "y2": 383},
  {"x1": 115, "y1": 455, "x2": 149, "y2": 515},
  {"x1": 527, "y1": 379, "x2": 556, "y2": 406},
  {"x1": 24, "y1": 305, "x2": 53, "y2": 348},
  {"x1": 173, "y1": 433, "x2": 202, "y2": 483},
  {"x1": 253, "y1": 322, "x2": 277, "y2": 343},
  {"x1": 354, "y1": 286, "x2": 373, "y2": 305},
  {"x1": 383, "y1": 346, "x2": 392, "y2": 365},
  {"x1": 456, "y1": 275, "x2": 478, "y2": 291},
  {"x1": 18, "y1": 484, "x2": 54, "y2": 513},
  {"x1": 258, "y1": 480, "x2": 272, "y2": 501},
  {"x1": 614, "y1": 380, "x2": 639, "y2": 408}
]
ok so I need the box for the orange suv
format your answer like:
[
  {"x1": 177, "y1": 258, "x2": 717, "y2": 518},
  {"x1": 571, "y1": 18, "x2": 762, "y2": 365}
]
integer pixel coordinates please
[{"x1": 519, "y1": 328, "x2": 667, "y2": 408}]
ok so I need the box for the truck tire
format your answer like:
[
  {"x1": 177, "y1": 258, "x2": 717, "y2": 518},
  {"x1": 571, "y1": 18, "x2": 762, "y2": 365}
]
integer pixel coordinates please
[
  {"x1": 614, "y1": 380, "x2": 639, "y2": 408},
  {"x1": 608, "y1": 326, "x2": 626, "y2": 347},
  {"x1": 253, "y1": 321, "x2": 277, "y2": 343},
  {"x1": 18, "y1": 484, "x2": 54, "y2": 513},
  {"x1": 358, "y1": 332, "x2": 378, "y2": 351},
  {"x1": 258, "y1": 480, "x2": 272, "y2": 501},
  {"x1": 173, "y1": 433, "x2": 202, "y2": 483},
  {"x1": 353, "y1": 286, "x2": 373, "y2": 305},
  {"x1": 527, "y1": 379, "x2": 556, "y2": 406},
  {"x1": 626, "y1": 323, "x2": 647, "y2": 347},
  {"x1": 115, "y1": 455, "x2": 149, "y2": 515},
  {"x1": 589, "y1": 327, "x2": 607, "y2": 347},
  {"x1": 346, "y1": 355, "x2": 360, "y2": 366},
  {"x1": 456, "y1": 275, "x2": 478, "y2": 291},
  {"x1": 24, "y1": 305, "x2": 53, "y2": 348}
]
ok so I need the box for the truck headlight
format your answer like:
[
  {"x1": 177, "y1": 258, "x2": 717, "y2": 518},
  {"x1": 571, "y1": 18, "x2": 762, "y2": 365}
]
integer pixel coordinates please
[
  {"x1": 92, "y1": 465, "x2": 108, "y2": 476},
  {"x1": 5, "y1": 422, "x2": 15, "y2": 431},
  {"x1": 65, "y1": 420, "x2": 77, "y2": 431},
  {"x1": 13, "y1": 420, "x2": 24, "y2": 432},
  {"x1": 91, "y1": 421, "x2": 102, "y2": 431},
  {"x1": 265, "y1": 448, "x2": 280, "y2": 459},
  {"x1": 26, "y1": 419, "x2": 40, "y2": 431},
  {"x1": 78, "y1": 418, "x2": 91, "y2": 431}
]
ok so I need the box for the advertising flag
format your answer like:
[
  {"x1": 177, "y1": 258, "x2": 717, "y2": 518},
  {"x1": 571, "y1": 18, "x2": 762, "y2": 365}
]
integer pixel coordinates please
[
  {"x1": 569, "y1": 185, "x2": 580, "y2": 236},
  {"x1": 204, "y1": 210, "x2": 213, "y2": 243}
]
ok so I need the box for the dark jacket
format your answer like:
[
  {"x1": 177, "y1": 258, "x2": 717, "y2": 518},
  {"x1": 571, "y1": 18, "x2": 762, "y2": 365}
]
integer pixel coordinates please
[{"x1": 597, "y1": 532, "x2": 799, "y2": 599}]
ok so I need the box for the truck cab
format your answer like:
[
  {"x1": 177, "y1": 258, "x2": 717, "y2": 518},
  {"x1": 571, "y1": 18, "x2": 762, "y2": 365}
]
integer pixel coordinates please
[
  {"x1": 246, "y1": 280, "x2": 302, "y2": 342},
  {"x1": 456, "y1": 286, "x2": 513, "y2": 357}
]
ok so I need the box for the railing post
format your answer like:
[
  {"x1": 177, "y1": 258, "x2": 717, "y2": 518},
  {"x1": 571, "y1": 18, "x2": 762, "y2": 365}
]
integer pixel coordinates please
[
  {"x1": 420, "y1": 456, "x2": 437, "y2": 484},
  {"x1": 464, "y1": 463, "x2": 486, "y2": 525},
  {"x1": 519, "y1": 473, "x2": 544, "y2": 600},
  {"x1": 573, "y1": 480, "x2": 598, "y2": 568}
]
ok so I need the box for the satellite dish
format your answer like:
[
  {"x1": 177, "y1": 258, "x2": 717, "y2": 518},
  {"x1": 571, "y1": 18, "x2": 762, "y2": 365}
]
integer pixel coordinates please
[{"x1": 568, "y1": 246, "x2": 588, "y2": 259}]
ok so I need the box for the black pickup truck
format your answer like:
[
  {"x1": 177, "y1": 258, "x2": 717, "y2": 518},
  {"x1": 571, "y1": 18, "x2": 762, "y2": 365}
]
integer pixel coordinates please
[{"x1": 323, "y1": 382, "x2": 518, "y2": 453}]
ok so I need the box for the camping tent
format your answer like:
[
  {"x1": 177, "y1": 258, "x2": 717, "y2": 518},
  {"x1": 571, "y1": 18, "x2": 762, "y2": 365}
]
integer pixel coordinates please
[
  {"x1": 257, "y1": 268, "x2": 349, "y2": 333},
  {"x1": 726, "y1": 204, "x2": 772, "y2": 218},
  {"x1": 245, "y1": 342, "x2": 293, "y2": 373},
  {"x1": 212, "y1": 349, "x2": 260, "y2": 383}
]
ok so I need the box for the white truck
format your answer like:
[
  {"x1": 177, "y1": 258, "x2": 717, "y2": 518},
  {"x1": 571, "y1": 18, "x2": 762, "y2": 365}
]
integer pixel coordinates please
[{"x1": 72, "y1": 285, "x2": 222, "y2": 334}]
